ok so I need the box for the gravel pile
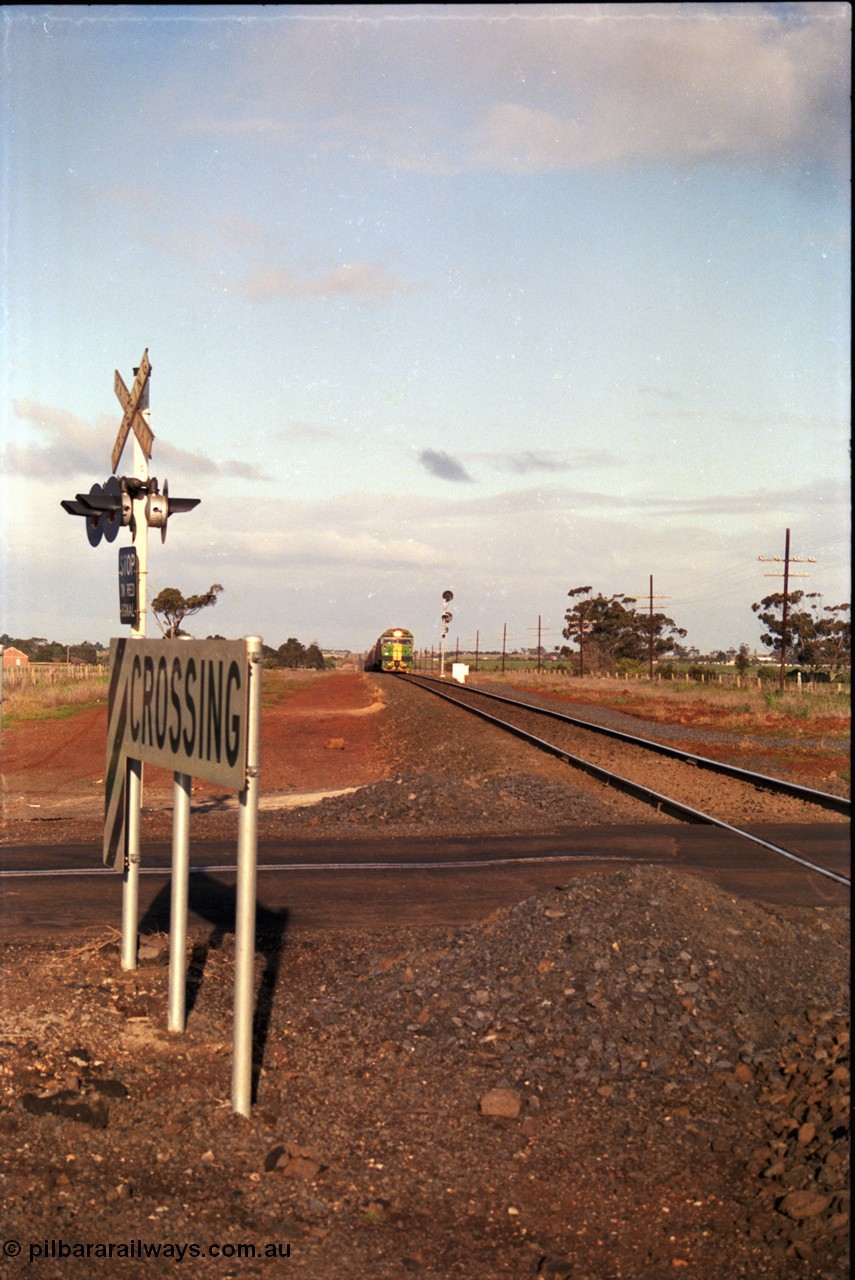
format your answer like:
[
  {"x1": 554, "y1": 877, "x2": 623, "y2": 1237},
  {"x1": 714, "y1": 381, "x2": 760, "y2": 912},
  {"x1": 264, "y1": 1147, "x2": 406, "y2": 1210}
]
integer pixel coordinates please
[
  {"x1": 277, "y1": 768, "x2": 645, "y2": 837},
  {"x1": 1, "y1": 866, "x2": 848, "y2": 1279}
]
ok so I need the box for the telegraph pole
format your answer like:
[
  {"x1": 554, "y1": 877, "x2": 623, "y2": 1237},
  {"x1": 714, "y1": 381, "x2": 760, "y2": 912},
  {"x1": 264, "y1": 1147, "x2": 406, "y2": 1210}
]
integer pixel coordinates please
[
  {"x1": 632, "y1": 575, "x2": 669, "y2": 679},
  {"x1": 527, "y1": 615, "x2": 552, "y2": 673},
  {"x1": 758, "y1": 528, "x2": 816, "y2": 692}
]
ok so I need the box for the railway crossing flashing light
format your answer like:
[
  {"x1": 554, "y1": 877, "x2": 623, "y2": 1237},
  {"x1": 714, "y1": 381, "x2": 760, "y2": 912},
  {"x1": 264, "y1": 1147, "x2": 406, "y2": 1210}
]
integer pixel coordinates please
[{"x1": 61, "y1": 476, "x2": 199, "y2": 547}]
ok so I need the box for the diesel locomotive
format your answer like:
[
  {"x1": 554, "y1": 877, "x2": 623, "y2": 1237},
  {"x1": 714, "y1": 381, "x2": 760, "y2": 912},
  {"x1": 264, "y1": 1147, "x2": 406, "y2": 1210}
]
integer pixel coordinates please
[{"x1": 365, "y1": 627, "x2": 414, "y2": 673}]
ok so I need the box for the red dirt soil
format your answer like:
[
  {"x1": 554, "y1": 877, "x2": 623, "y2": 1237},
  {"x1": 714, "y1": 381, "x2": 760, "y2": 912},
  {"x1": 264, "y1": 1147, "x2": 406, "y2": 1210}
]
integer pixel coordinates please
[{"x1": 1, "y1": 673, "x2": 392, "y2": 831}]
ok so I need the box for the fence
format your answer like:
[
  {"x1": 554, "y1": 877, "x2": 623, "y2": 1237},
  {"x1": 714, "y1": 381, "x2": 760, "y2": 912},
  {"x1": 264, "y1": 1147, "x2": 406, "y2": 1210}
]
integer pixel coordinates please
[
  {"x1": 458, "y1": 663, "x2": 847, "y2": 694},
  {"x1": 0, "y1": 661, "x2": 107, "y2": 686},
  {"x1": 622, "y1": 670, "x2": 846, "y2": 693}
]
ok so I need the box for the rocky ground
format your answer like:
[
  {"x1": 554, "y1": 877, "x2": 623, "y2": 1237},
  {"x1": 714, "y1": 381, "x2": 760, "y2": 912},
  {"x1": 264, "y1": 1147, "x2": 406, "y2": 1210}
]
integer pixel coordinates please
[{"x1": 0, "y1": 672, "x2": 850, "y2": 1278}]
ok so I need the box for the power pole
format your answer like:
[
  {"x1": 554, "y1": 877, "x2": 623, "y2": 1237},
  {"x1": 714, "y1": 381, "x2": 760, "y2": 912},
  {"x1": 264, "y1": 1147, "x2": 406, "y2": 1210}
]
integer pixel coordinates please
[
  {"x1": 630, "y1": 576, "x2": 669, "y2": 679},
  {"x1": 758, "y1": 528, "x2": 816, "y2": 691},
  {"x1": 527, "y1": 615, "x2": 552, "y2": 673}
]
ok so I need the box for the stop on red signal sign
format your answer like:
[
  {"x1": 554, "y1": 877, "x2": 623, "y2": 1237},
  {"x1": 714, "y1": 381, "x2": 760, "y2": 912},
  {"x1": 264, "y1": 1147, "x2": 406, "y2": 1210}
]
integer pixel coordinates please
[{"x1": 118, "y1": 547, "x2": 138, "y2": 625}]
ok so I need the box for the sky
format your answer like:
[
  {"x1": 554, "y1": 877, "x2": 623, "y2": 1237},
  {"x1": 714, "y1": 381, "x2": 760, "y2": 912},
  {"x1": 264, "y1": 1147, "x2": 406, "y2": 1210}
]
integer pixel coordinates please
[{"x1": 1, "y1": 2, "x2": 850, "y2": 659}]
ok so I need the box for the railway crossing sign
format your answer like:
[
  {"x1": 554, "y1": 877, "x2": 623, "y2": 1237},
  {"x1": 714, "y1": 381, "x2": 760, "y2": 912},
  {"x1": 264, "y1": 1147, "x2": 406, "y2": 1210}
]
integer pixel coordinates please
[
  {"x1": 103, "y1": 633, "x2": 264, "y2": 1119},
  {"x1": 104, "y1": 636, "x2": 251, "y2": 870},
  {"x1": 112, "y1": 348, "x2": 154, "y2": 473}
]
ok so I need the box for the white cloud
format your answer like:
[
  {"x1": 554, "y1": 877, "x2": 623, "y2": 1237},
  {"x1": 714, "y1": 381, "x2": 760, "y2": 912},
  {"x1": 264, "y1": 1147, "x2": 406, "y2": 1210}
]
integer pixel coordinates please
[
  {"x1": 2, "y1": 401, "x2": 271, "y2": 483},
  {"x1": 236, "y1": 260, "x2": 419, "y2": 303},
  {"x1": 177, "y1": 3, "x2": 850, "y2": 179},
  {"x1": 462, "y1": 3, "x2": 851, "y2": 176}
]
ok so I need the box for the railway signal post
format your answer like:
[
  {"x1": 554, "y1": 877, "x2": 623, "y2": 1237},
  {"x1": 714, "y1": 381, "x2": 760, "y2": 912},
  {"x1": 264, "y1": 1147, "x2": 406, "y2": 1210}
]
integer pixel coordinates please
[{"x1": 440, "y1": 589, "x2": 453, "y2": 678}]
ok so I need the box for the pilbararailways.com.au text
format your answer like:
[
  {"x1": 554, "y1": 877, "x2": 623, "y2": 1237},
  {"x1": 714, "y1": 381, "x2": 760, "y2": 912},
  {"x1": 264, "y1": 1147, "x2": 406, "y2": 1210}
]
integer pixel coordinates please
[{"x1": 10, "y1": 1239, "x2": 292, "y2": 1263}]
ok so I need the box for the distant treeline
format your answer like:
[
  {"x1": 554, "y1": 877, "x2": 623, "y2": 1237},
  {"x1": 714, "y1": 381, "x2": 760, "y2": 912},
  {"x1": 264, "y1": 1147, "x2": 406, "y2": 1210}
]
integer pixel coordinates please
[
  {"x1": 261, "y1": 638, "x2": 327, "y2": 669},
  {"x1": 1, "y1": 634, "x2": 107, "y2": 664},
  {"x1": 2, "y1": 632, "x2": 328, "y2": 671}
]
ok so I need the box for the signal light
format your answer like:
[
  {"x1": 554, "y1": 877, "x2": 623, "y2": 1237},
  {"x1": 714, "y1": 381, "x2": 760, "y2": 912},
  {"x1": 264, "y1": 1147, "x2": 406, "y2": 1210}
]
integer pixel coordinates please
[{"x1": 61, "y1": 476, "x2": 199, "y2": 544}]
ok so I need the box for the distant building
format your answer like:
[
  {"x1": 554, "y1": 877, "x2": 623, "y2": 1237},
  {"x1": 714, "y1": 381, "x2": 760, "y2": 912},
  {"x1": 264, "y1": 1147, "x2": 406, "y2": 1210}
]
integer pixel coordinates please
[{"x1": 2, "y1": 646, "x2": 29, "y2": 667}]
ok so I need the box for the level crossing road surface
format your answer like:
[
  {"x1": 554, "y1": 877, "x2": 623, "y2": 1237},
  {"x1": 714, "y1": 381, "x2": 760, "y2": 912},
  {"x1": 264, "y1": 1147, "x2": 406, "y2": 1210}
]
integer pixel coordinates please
[{"x1": 1, "y1": 824, "x2": 848, "y2": 940}]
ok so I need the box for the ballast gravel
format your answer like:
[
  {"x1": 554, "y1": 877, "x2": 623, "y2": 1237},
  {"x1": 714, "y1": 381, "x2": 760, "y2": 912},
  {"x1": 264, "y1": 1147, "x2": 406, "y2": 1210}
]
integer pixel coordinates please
[{"x1": 0, "y1": 866, "x2": 848, "y2": 1280}]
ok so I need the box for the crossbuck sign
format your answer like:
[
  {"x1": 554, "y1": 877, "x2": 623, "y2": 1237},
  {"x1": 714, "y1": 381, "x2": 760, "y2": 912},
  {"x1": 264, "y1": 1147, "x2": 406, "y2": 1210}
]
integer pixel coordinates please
[{"x1": 112, "y1": 348, "x2": 154, "y2": 473}]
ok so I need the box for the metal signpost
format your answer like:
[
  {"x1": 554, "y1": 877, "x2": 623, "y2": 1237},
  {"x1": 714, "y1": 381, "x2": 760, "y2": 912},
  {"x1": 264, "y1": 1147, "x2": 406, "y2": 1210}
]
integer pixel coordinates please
[{"x1": 61, "y1": 351, "x2": 262, "y2": 1115}]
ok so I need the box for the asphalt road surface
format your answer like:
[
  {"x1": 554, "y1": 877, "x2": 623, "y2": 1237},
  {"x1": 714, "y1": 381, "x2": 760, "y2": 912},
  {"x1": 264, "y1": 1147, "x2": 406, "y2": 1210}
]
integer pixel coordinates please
[{"x1": 1, "y1": 823, "x2": 849, "y2": 941}]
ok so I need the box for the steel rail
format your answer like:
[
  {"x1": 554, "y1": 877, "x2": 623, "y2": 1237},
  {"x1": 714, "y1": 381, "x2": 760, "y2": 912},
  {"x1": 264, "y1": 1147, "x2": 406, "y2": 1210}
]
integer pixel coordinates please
[
  {"x1": 405, "y1": 674, "x2": 849, "y2": 815},
  {"x1": 404, "y1": 675, "x2": 850, "y2": 888}
]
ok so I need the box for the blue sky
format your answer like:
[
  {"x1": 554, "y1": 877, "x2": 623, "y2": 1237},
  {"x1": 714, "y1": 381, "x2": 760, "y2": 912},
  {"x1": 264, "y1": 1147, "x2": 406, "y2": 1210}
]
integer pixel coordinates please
[{"x1": 2, "y1": 3, "x2": 850, "y2": 657}]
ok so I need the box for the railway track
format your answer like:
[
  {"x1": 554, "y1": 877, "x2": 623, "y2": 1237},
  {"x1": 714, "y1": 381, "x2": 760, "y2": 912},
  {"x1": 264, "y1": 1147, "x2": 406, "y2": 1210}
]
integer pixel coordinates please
[{"x1": 402, "y1": 674, "x2": 850, "y2": 888}]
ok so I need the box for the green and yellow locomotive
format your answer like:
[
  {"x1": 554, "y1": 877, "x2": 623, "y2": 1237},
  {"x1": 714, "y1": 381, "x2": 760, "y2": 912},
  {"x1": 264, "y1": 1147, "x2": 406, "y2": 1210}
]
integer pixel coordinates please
[{"x1": 365, "y1": 627, "x2": 414, "y2": 673}]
